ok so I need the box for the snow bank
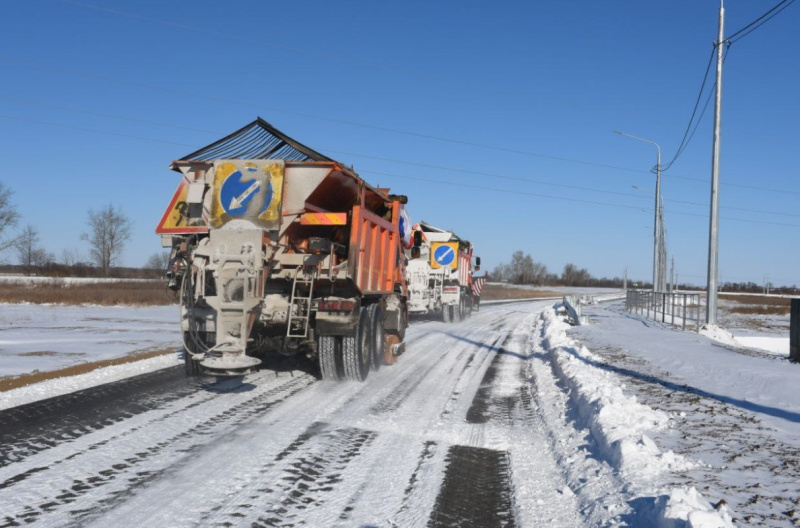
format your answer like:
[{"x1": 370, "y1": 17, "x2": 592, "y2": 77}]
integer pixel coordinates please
[
  {"x1": 655, "y1": 487, "x2": 734, "y2": 528},
  {"x1": 699, "y1": 324, "x2": 739, "y2": 348},
  {"x1": 540, "y1": 305, "x2": 733, "y2": 527}
]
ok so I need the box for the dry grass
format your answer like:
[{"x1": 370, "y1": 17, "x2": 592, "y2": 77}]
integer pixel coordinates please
[
  {"x1": 718, "y1": 294, "x2": 791, "y2": 307},
  {"x1": 480, "y1": 283, "x2": 562, "y2": 301},
  {"x1": 727, "y1": 305, "x2": 790, "y2": 316},
  {"x1": 719, "y1": 294, "x2": 791, "y2": 316},
  {"x1": 0, "y1": 281, "x2": 178, "y2": 306},
  {"x1": 0, "y1": 348, "x2": 177, "y2": 392}
]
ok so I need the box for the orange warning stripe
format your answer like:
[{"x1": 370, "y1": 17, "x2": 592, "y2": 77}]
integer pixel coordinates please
[{"x1": 300, "y1": 212, "x2": 348, "y2": 225}]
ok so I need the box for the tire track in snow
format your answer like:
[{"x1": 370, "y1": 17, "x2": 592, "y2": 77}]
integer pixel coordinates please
[
  {"x1": 186, "y1": 421, "x2": 377, "y2": 527},
  {"x1": 0, "y1": 366, "x2": 199, "y2": 468},
  {"x1": 0, "y1": 373, "x2": 314, "y2": 527},
  {"x1": 428, "y1": 445, "x2": 517, "y2": 528}
]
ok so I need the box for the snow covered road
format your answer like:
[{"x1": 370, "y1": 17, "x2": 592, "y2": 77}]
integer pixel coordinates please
[{"x1": 0, "y1": 300, "x2": 735, "y2": 527}]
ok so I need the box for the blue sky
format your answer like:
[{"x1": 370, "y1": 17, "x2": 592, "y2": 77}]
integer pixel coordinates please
[{"x1": 1, "y1": 0, "x2": 798, "y2": 287}]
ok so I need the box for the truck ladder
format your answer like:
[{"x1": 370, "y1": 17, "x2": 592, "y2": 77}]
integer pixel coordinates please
[{"x1": 287, "y1": 267, "x2": 314, "y2": 338}]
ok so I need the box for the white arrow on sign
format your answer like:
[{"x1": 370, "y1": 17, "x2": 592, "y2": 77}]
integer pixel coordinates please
[
  {"x1": 436, "y1": 246, "x2": 454, "y2": 263},
  {"x1": 229, "y1": 180, "x2": 261, "y2": 210}
]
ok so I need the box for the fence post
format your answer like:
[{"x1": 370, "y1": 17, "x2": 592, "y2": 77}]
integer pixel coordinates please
[
  {"x1": 696, "y1": 296, "x2": 701, "y2": 332},
  {"x1": 791, "y1": 299, "x2": 800, "y2": 361},
  {"x1": 682, "y1": 294, "x2": 686, "y2": 330}
]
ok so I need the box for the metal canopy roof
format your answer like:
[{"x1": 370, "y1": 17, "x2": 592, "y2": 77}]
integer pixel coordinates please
[{"x1": 175, "y1": 117, "x2": 333, "y2": 164}]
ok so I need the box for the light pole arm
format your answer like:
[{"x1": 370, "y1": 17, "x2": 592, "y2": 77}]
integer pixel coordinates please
[
  {"x1": 613, "y1": 130, "x2": 661, "y2": 166},
  {"x1": 614, "y1": 130, "x2": 663, "y2": 292}
]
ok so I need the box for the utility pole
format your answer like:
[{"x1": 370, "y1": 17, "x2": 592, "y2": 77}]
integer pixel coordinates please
[{"x1": 706, "y1": 0, "x2": 725, "y2": 326}]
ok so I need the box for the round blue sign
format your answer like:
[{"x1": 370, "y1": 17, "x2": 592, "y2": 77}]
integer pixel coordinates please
[
  {"x1": 220, "y1": 168, "x2": 273, "y2": 216},
  {"x1": 433, "y1": 244, "x2": 455, "y2": 266}
]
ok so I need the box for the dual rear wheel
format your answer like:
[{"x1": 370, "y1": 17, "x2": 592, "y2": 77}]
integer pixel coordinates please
[{"x1": 318, "y1": 304, "x2": 387, "y2": 382}]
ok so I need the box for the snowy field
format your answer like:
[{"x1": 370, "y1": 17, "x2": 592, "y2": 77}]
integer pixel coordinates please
[
  {"x1": 0, "y1": 303, "x2": 180, "y2": 377},
  {"x1": 0, "y1": 291, "x2": 798, "y2": 526}
]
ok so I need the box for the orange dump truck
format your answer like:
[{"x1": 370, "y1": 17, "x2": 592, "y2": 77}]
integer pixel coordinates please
[{"x1": 156, "y1": 118, "x2": 411, "y2": 380}]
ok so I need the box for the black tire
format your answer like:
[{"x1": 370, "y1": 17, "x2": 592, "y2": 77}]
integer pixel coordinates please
[
  {"x1": 443, "y1": 304, "x2": 451, "y2": 323},
  {"x1": 369, "y1": 304, "x2": 385, "y2": 371},
  {"x1": 318, "y1": 334, "x2": 342, "y2": 381},
  {"x1": 342, "y1": 307, "x2": 372, "y2": 381},
  {"x1": 182, "y1": 332, "x2": 202, "y2": 376}
]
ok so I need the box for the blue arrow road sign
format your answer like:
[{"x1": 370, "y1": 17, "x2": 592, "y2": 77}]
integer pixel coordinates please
[
  {"x1": 220, "y1": 168, "x2": 273, "y2": 216},
  {"x1": 433, "y1": 244, "x2": 455, "y2": 266}
]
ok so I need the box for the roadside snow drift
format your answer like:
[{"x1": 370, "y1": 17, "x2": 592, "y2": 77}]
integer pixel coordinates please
[{"x1": 541, "y1": 305, "x2": 734, "y2": 528}]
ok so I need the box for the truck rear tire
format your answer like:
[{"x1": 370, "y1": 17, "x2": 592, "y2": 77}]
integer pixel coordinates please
[
  {"x1": 443, "y1": 304, "x2": 451, "y2": 323},
  {"x1": 369, "y1": 304, "x2": 384, "y2": 371},
  {"x1": 319, "y1": 334, "x2": 342, "y2": 381},
  {"x1": 342, "y1": 307, "x2": 372, "y2": 381}
]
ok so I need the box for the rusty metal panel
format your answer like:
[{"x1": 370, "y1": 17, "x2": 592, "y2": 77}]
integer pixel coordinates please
[
  {"x1": 349, "y1": 205, "x2": 400, "y2": 295},
  {"x1": 283, "y1": 166, "x2": 333, "y2": 213}
]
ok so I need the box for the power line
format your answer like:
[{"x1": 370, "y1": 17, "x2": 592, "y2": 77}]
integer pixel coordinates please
[
  {"x1": 661, "y1": 45, "x2": 718, "y2": 172},
  {"x1": 330, "y1": 148, "x2": 800, "y2": 218},
  {"x1": 0, "y1": 54, "x2": 649, "y2": 175},
  {"x1": 0, "y1": 95, "x2": 220, "y2": 136},
  {"x1": 362, "y1": 168, "x2": 800, "y2": 228},
  {"x1": 0, "y1": 113, "x2": 195, "y2": 148},
  {"x1": 663, "y1": 0, "x2": 797, "y2": 171},
  {"x1": 2, "y1": 109, "x2": 800, "y2": 221},
  {"x1": 726, "y1": 0, "x2": 796, "y2": 44},
  {"x1": 2, "y1": 58, "x2": 799, "y2": 201}
]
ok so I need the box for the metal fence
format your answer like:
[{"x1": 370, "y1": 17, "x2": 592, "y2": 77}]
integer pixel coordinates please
[{"x1": 625, "y1": 290, "x2": 704, "y2": 332}]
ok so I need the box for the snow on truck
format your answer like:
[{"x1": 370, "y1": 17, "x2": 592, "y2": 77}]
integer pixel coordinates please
[
  {"x1": 407, "y1": 222, "x2": 481, "y2": 322},
  {"x1": 156, "y1": 118, "x2": 412, "y2": 379}
]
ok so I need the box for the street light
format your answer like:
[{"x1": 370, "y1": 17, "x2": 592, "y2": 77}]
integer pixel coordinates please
[{"x1": 614, "y1": 130, "x2": 663, "y2": 292}]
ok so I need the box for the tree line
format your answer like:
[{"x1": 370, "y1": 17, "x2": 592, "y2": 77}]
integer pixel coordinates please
[
  {"x1": 0, "y1": 182, "x2": 168, "y2": 278},
  {"x1": 490, "y1": 250, "x2": 617, "y2": 287},
  {"x1": 491, "y1": 250, "x2": 654, "y2": 289}
]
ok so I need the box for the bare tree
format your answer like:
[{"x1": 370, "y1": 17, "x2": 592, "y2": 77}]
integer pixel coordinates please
[
  {"x1": 16, "y1": 225, "x2": 54, "y2": 274},
  {"x1": 561, "y1": 263, "x2": 591, "y2": 286},
  {"x1": 81, "y1": 204, "x2": 133, "y2": 277},
  {"x1": 144, "y1": 251, "x2": 170, "y2": 271},
  {"x1": 61, "y1": 247, "x2": 86, "y2": 267},
  {"x1": 0, "y1": 182, "x2": 21, "y2": 254}
]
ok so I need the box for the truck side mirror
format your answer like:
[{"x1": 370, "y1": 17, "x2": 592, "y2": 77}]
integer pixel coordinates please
[
  {"x1": 413, "y1": 231, "x2": 422, "y2": 248},
  {"x1": 475, "y1": 256, "x2": 481, "y2": 271}
]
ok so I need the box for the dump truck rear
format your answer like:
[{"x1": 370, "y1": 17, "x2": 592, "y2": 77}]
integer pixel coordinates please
[{"x1": 156, "y1": 119, "x2": 411, "y2": 380}]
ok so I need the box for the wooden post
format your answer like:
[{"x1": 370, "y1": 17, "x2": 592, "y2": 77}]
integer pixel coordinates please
[{"x1": 791, "y1": 299, "x2": 800, "y2": 361}]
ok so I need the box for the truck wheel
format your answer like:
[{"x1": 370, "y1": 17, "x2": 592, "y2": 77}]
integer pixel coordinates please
[
  {"x1": 182, "y1": 332, "x2": 202, "y2": 376},
  {"x1": 443, "y1": 304, "x2": 451, "y2": 323},
  {"x1": 318, "y1": 334, "x2": 342, "y2": 381},
  {"x1": 369, "y1": 304, "x2": 384, "y2": 371},
  {"x1": 342, "y1": 307, "x2": 372, "y2": 381}
]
